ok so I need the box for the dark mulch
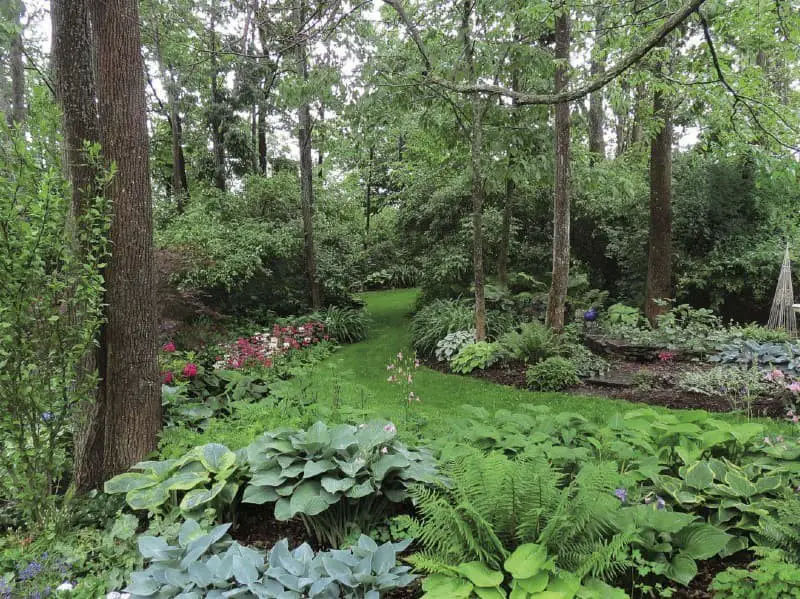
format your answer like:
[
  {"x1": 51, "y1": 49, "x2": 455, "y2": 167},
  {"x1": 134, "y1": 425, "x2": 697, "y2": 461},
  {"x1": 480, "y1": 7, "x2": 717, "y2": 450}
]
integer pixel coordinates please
[
  {"x1": 426, "y1": 356, "x2": 789, "y2": 418},
  {"x1": 232, "y1": 503, "x2": 312, "y2": 550},
  {"x1": 667, "y1": 551, "x2": 753, "y2": 599}
]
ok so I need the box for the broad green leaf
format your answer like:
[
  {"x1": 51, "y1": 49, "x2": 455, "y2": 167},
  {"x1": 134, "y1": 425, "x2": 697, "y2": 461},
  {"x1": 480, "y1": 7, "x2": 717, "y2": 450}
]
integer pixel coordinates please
[
  {"x1": 321, "y1": 476, "x2": 356, "y2": 494},
  {"x1": 372, "y1": 454, "x2": 411, "y2": 481},
  {"x1": 505, "y1": 543, "x2": 547, "y2": 579},
  {"x1": 681, "y1": 461, "x2": 714, "y2": 490},
  {"x1": 678, "y1": 523, "x2": 732, "y2": 560},
  {"x1": 455, "y1": 562, "x2": 503, "y2": 587},
  {"x1": 162, "y1": 471, "x2": 209, "y2": 491},
  {"x1": 126, "y1": 482, "x2": 170, "y2": 511},
  {"x1": 289, "y1": 480, "x2": 329, "y2": 516},
  {"x1": 304, "y1": 459, "x2": 337, "y2": 478},
  {"x1": 104, "y1": 472, "x2": 159, "y2": 494},
  {"x1": 421, "y1": 574, "x2": 473, "y2": 599},
  {"x1": 200, "y1": 443, "x2": 236, "y2": 473},
  {"x1": 665, "y1": 554, "x2": 697, "y2": 586},
  {"x1": 180, "y1": 481, "x2": 225, "y2": 512},
  {"x1": 242, "y1": 484, "x2": 280, "y2": 504},
  {"x1": 516, "y1": 572, "x2": 548, "y2": 593}
]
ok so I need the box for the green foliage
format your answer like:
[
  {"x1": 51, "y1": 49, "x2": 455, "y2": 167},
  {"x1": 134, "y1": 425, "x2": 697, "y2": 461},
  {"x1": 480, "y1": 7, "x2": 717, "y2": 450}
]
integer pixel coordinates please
[
  {"x1": 756, "y1": 495, "x2": 800, "y2": 556},
  {"x1": 449, "y1": 342, "x2": 504, "y2": 374},
  {"x1": 104, "y1": 443, "x2": 242, "y2": 519},
  {"x1": 410, "y1": 299, "x2": 475, "y2": 357},
  {"x1": 526, "y1": 357, "x2": 580, "y2": 391},
  {"x1": 710, "y1": 549, "x2": 800, "y2": 599},
  {"x1": 242, "y1": 421, "x2": 439, "y2": 547},
  {"x1": 0, "y1": 123, "x2": 111, "y2": 527},
  {"x1": 321, "y1": 305, "x2": 369, "y2": 344},
  {"x1": 728, "y1": 323, "x2": 792, "y2": 344},
  {"x1": 562, "y1": 344, "x2": 610, "y2": 378},
  {"x1": 676, "y1": 366, "x2": 767, "y2": 412},
  {"x1": 605, "y1": 304, "x2": 644, "y2": 327},
  {"x1": 434, "y1": 330, "x2": 476, "y2": 362},
  {"x1": 126, "y1": 518, "x2": 416, "y2": 598},
  {"x1": 498, "y1": 321, "x2": 559, "y2": 364},
  {"x1": 712, "y1": 340, "x2": 800, "y2": 374}
]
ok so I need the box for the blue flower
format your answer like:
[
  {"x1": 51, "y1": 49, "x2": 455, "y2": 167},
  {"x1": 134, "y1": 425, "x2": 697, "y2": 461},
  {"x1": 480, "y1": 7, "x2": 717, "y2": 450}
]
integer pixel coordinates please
[
  {"x1": 18, "y1": 560, "x2": 43, "y2": 581},
  {"x1": 614, "y1": 488, "x2": 627, "y2": 503}
]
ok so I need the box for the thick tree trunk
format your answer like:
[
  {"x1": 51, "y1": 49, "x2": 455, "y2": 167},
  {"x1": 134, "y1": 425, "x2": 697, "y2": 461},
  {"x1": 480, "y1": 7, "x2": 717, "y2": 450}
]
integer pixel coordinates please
[
  {"x1": 8, "y1": 1, "x2": 25, "y2": 126},
  {"x1": 296, "y1": 0, "x2": 321, "y2": 309},
  {"x1": 88, "y1": 0, "x2": 161, "y2": 482},
  {"x1": 51, "y1": 0, "x2": 105, "y2": 492},
  {"x1": 644, "y1": 89, "x2": 673, "y2": 325},
  {"x1": 588, "y1": 9, "x2": 605, "y2": 161},
  {"x1": 257, "y1": 105, "x2": 267, "y2": 174},
  {"x1": 546, "y1": 11, "x2": 571, "y2": 333}
]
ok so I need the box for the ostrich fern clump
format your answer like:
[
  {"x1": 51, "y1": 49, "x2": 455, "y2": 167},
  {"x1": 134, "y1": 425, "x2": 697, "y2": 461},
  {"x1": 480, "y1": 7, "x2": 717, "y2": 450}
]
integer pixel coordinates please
[{"x1": 399, "y1": 448, "x2": 632, "y2": 580}]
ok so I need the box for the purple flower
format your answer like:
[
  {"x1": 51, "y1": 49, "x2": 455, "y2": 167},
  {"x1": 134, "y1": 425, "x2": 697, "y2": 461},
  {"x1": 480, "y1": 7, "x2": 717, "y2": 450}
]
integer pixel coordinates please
[
  {"x1": 18, "y1": 560, "x2": 43, "y2": 581},
  {"x1": 614, "y1": 488, "x2": 627, "y2": 503},
  {"x1": 656, "y1": 496, "x2": 666, "y2": 510}
]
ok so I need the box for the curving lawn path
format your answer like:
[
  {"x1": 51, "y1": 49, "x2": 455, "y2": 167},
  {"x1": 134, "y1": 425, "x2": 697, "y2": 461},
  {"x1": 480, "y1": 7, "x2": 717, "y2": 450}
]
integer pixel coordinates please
[{"x1": 297, "y1": 288, "x2": 651, "y2": 438}]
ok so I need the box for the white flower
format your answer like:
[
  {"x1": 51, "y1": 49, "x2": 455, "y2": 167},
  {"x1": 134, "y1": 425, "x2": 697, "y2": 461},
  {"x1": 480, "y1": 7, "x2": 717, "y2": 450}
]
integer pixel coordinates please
[
  {"x1": 56, "y1": 582, "x2": 74, "y2": 591},
  {"x1": 381, "y1": 447, "x2": 389, "y2": 454}
]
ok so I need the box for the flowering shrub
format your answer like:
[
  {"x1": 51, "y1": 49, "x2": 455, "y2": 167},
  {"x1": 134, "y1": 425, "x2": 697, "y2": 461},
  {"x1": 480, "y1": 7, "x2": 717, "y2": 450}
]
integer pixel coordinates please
[{"x1": 212, "y1": 321, "x2": 326, "y2": 370}]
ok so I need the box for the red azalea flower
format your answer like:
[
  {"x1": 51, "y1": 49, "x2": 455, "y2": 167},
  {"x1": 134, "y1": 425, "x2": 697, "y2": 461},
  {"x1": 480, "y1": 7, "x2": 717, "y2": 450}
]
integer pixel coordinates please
[
  {"x1": 162, "y1": 341, "x2": 176, "y2": 353},
  {"x1": 162, "y1": 371, "x2": 174, "y2": 384},
  {"x1": 183, "y1": 363, "x2": 198, "y2": 378}
]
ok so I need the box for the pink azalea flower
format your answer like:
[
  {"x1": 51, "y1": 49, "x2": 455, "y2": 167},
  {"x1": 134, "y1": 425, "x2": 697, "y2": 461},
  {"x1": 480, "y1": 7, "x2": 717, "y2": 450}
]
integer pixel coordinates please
[
  {"x1": 162, "y1": 341, "x2": 176, "y2": 353},
  {"x1": 162, "y1": 371, "x2": 173, "y2": 384},
  {"x1": 182, "y1": 363, "x2": 198, "y2": 378}
]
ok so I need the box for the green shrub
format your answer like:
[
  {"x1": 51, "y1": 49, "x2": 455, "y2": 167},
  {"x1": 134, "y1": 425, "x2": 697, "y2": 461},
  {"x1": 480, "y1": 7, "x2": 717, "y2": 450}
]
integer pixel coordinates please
[
  {"x1": 449, "y1": 342, "x2": 504, "y2": 374},
  {"x1": 563, "y1": 344, "x2": 610, "y2": 378},
  {"x1": 730, "y1": 323, "x2": 792, "y2": 343},
  {"x1": 410, "y1": 299, "x2": 475, "y2": 356},
  {"x1": 710, "y1": 549, "x2": 800, "y2": 599},
  {"x1": 126, "y1": 518, "x2": 416, "y2": 598},
  {"x1": 676, "y1": 365, "x2": 766, "y2": 413},
  {"x1": 434, "y1": 329, "x2": 476, "y2": 362},
  {"x1": 242, "y1": 421, "x2": 439, "y2": 547},
  {"x1": 499, "y1": 321, "x2": 559, "y2": 364},
  {"x1": 322, "y1": 305, "x2": 369, "y2": 343},
  {"x1": 525, "y1": 357, "x2": 579, "y2": 391}
]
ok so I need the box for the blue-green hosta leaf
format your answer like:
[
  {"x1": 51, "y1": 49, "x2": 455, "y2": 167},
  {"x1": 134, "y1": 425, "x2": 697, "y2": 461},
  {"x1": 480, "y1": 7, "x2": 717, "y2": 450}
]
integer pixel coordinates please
[
  {"x1": 371, "y1": 542, "x2": 399, "y2": 577},
  {"x1": 334, "y1": 456, "x2": 366, "y2": 478},
  {"x1": 243, "y1": 484, "x2": 280, "y2": 505},
  {"x1": 249, "y1": 468, "x2": 286, "y2": 488},
  {"x1": 180, "y1": 523, "x2": 231, "y2": 568},
  {"x1": 274, "y1": 497, "x2": 293, "y2": 521},
  {"x1": 371, "y1": 454, "x2": 410, "y2": 481},
  {"x1": 303, "y1": 422, "x2": 332, "y2": 451},
  {"x1": 355, "y1": 422, "x2": 394, "y2": 452},
  {"x1": 200, "y1": 443, "x2": 236, "y2": 474},
  {"x1": 289, "y1": 480, "x2": 329, "y2": 516},
  {"x1": 329, "y1": 424, "x2": 358, "y2": 450},
  {"x1": 126, "y1": 481, "x2": 171, "y2": 511},
  {"x1": 188, "y1": 561, "x2": 214, "y2": 587},
  {"x1": 320, "y1": 476, "x2": 356, "y2": 494},
  {"x1": 281, "y1": 462, "x2": 305, "y2": 478},
  {"x1": 132, "y1": 459, "x2": 178, "y2": 477},
  {"x1": 454, "y1": 562, "x2": 503, "y2": 588},
  {"x1": 180, "y1": 481, "x2": 226, "y2": 512},
  {"x1": 504, "y1": 543, "x2": 547, "y2": 579},
  {"x1": 304, "y1": 459, "x2": 337, "y2": 478},
  {"x1": 322, "y1": 555, "x2": 355, "y2": 585},
  {"x1": 126, "y1": 572, "x2": 161, "y2": 595},
  {"x1": 138, "y1": 535, "x2": 177, "y2": 560},
  {"x1": 346, "y1": 480, "x2": 374, "y2": 499},
  {"x1": 104, "y1": 472, "x2": 159, "y2": 494},
  {"x1": 421, "y1": 574, "x2": 473, "y2": 599},
  {"x1": 276, "y1": 481, "x2": 300, "y2": 497},
  {"x1": 178, "y1": 519, "x2": 204, "y2": 546}
]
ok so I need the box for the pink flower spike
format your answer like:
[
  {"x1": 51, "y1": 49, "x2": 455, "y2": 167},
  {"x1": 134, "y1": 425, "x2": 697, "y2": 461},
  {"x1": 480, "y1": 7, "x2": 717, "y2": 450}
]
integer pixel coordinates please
[
  {"x1": 397, "y1": 352, "x2": 403, "y2": 360},
  {"x1": 386, "y1": 364, "x2": 394, "y2": 370},
  {"x1": 381, "y1": 447, "x2": 388, "y2": 454}
]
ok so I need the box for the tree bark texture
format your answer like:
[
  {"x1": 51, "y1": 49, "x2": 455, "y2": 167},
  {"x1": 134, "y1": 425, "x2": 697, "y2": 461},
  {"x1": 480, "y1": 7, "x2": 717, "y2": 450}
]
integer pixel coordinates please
[
  {"x1": 546, "y1": 10, "x2": 571, "y2": 333},
  {"x1": 588, "y1": 8, "x2": 605, "y2": 160},
  {"x1": 644, "y1": 89, "x2": 673, "y2": 325},
  {"x1": 8, "y1": 0, "x2": 25, "y2": 126},
  {"x1": 88, "y1": 0, "x2": 161, "y2": 482},
  {"x1": 209, "y1": 1, "x2": 226, "y2": 191},
  {"x1": 296, "y1": 0, "x2": 321, "y2": 309}
]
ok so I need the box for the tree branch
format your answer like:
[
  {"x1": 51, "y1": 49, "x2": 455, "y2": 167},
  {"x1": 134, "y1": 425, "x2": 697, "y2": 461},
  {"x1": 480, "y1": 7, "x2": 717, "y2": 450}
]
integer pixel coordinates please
[{"x1": 383, "y1": 0, "x2": 708, "y2": 105}]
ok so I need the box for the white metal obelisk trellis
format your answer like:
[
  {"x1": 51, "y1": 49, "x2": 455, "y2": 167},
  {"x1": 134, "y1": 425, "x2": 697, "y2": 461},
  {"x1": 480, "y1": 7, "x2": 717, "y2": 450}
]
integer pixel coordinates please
[{"x1": 767, "y1": 245, "x2": 797, "y2": 335}]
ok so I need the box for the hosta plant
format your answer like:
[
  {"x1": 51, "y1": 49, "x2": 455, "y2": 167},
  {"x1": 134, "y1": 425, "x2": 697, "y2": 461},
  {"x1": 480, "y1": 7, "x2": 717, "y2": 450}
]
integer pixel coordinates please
[
  {"x1": 525, "y1": 357, "x2": 579, "y2": 391},
  {"x1": 449, "y1": 342, "x2": 504, "y2": 374},
  {"x1": 420, "y1": 544, "x2": 628, "y2": 599},
  {"x1": 242, "y1": 421, "x2": 439, "y2": 547},
  {"x1": 104, "y1": 443, "x2": 242, "y2": 519},
  {"x1": 435, "y1": 330, "x2": 476, "y2": 362},
  {"x1": 126, "y1": 519, "x2": 416, "y2": 598}
]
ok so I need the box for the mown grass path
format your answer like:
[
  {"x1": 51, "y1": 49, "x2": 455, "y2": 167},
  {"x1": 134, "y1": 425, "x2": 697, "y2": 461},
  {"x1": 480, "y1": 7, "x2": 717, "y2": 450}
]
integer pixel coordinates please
[{"x1": 300, "y1": 288, "x2": 646, "y2": 437}]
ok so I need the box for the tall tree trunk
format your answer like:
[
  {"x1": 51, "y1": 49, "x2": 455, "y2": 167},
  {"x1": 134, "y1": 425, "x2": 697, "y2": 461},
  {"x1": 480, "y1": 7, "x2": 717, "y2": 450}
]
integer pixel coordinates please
[
  {"x1": 546, "y1": 10, "x2": 571, "y2": 333},
  {"x1": 51, "y1": 0, "x2": 104, "y2": 492},
  {"x1": 209, "y1": 1, "x2": 226, "y2": 191},
  {"x1": 630, "y1": 81, "x2": 646, "y2": 146},
  {"x1": 644, "y1": 89, "x2": 673, "y2": 325},
  {"x1": 296, "y1": 0, "x2": 321, "y2": 309},
  {"x1": 497, "y1": 168, "x2": 513, "y2": 286},
  {"x1": 88, "y1": 0, "x2": 160, "y2": 482},
  {"x1": 588, "y1": 8, "x2": 605, "y2": 161},
  {"x1": 168, "y1": 69, "x2": 188, "y2": 209},
  {"x1": 8, "y1": 0, "x2": 25, "y2": 126},
  {"x1": 461, "y1": 0, "x2": 486, "y2": 340},
  {"x1": 364, "y1": 144, "x2": 374, "y2": 247},
  {"x1": 257, "y1": 105, "x2": 267, "y2": 173}
]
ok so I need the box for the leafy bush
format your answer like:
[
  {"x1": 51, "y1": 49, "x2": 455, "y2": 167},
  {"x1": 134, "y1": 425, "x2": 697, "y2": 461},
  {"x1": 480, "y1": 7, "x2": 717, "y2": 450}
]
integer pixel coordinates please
[
  {"x1": 126, "y1": 518, "x2": 416, "y2": 598},
  {"x1": 0, "y1": 125, "x2": 110, "y2": 527},
  {"x1": 449, "y1": 342, "x2": 504, "y2": 374},
  {"x1": 242, "y1": 421, "x2": 439, "y2": 546},
  {"x1": 410, "y1": 299, "x2": 474, "y2": 357},
  {"x1": 728, "y1": 323, "x2": 792, "y2": 343},
  {"x1": 321, "y1": 305, "x2": 368, "y2": 344},
  {"x1": 712, "y1": 340, "x2": 800, "y2": 374},
  {"x1": 676, "y1": 366, "x2": 767, "y2": 401},
  {"x1": 710, "y1": 549, "x2": 800, "y2": 599},
  {"x1": 563, "y1": 344, "x2": 610, "y2": 378},
  {"x1": 434, "y1": 330, "x2": 476, "y2": 362},
  {"x1": 104, "y1": 443, "x2": 242, "y2": 519},
  {"x1": 605, "y1": 303, "x2": 644, "y2": 326},
  {"x1": 525, "y1": 357, "x2": 579, "y2": 391},
  {"x1": 498, "y1": 321, "x2": 559, "y2": 364}
]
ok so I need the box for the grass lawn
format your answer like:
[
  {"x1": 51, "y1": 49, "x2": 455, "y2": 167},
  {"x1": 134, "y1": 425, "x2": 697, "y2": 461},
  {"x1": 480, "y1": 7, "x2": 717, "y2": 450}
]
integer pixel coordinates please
[{"x1": 287, "y1": 288, "x2": 673, "y2": 439}]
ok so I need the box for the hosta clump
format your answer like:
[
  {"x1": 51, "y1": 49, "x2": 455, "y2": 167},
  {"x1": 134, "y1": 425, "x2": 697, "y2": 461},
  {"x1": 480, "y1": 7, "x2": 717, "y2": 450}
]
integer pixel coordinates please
[
  {"x1": 242, "y1": 421, "x2": 439, "y2": 547},
  {"x1": 711, "y1": 340, "x2": 800, "y2": 374},
  {"x1": 434, "y1": 329, "x2": 476, "y2": 362},
  {"x1": 449, "y1": 341, "x2": 504, "y2": 374},
  {"x1": 104, "y1": 443, "x2": 242, "y2": 519},
  {"x1": 126, "y1": 518, "x2": 416, "y2": 598},
  {"x1": 564, "y1": 344, "x2": 610, "y2": 378},
  {"x1": 526, "y1": 357, "x2": 579, "y2": 391}
]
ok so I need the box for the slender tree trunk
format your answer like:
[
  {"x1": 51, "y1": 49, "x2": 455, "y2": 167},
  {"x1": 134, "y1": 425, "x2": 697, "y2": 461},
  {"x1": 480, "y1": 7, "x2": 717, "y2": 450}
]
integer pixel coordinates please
[
  {"x1": 364, "y1": 145, "x2": 374, "y2": 246},
  {"x1": 630, "y1": 81, "x2": 646, "y2": 146},
  {"x1": 209, "y1": 1, "x2": 226, "y2": 191},
  {"x1": 8, "y1": 0, "x2": 25, "y2": 126},
  {"x1": 644, "y1": 89, "x2": 673, "y2": 324},
  {"x1": 89, "y1": 0, "x2": 160, "y2": 481},
  {"x1": 296, "y1": 0, "x2": 321, "y2": 309},
  {"x1": 51, "y1": 0, "x2": 105, "y2": 492},
  {"x1": 498, "y1": 169, "x2": 513, "y2": 286},
  {"x1": 546, "y1": 10, "x2": 571, "y2": 333},
  {"x1": 258, "y1": 105, "x2": 267, "y2": 173},
  {"x1": 168, "y1": 70, "x2": 188, "y2": 209},
  {"x1": 588, "y1": 8, "x2": 605, "y2": 161}
]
